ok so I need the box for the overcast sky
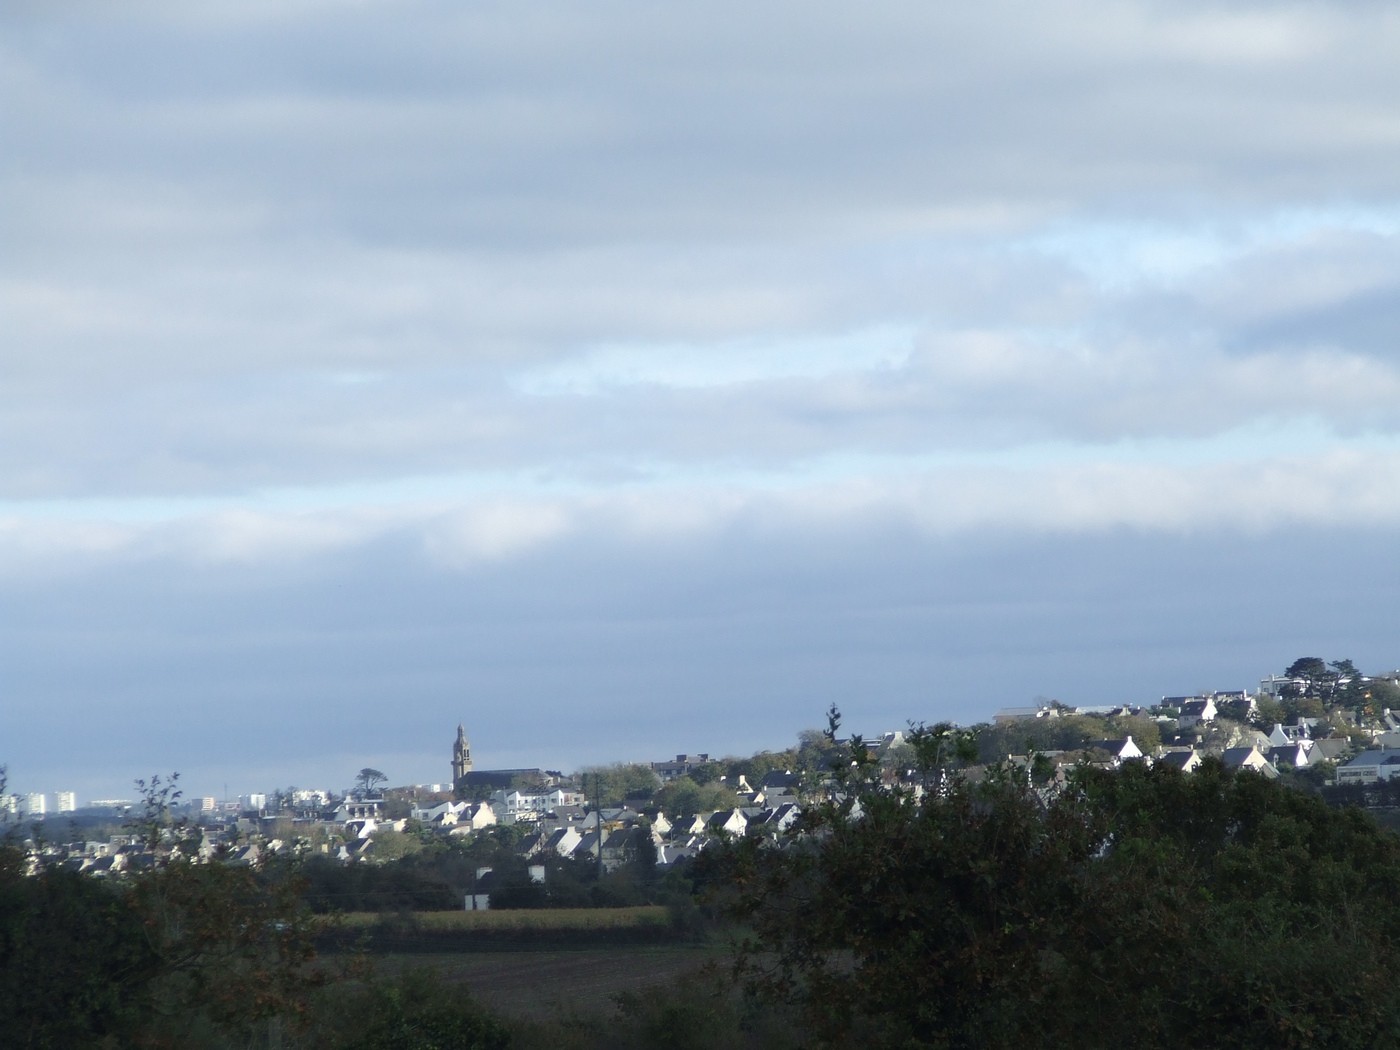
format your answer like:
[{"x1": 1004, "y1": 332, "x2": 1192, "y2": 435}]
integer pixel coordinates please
[{"x1": 5, "y1": 1, "x2": 1400, "y2": 803}]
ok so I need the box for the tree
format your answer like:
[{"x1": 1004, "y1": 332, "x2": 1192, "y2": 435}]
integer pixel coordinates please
[
  {"x1": 356, "y1": 767, "x2": 388, "y2": 797},
  {"x1": 795, "y1": 723, "x2": 840, "y2": 778},
  {"x1": 726, "y1": 748, "x2": 801, "y2": 784},
  {"x1": 704, "y1": 716, "x2": 1400, "y2": 1049},
  {"x1": 326, "y1": 968, "x2": 510, "y2": 1050},
  {"x1": 1254, "y1": 693, "x2": 1285, "y2": 727},
  {"x1": 579, "y1": 763, "x2": 662, "y2": 807},
  {"x1": 654, "y1": 776, "x2": 739, "y2": 817},
  {"x1": 1285, "y1": 655, "x2": 1327, "y2": 680},
  {"x1": 366, "y1": 827, "x2": 422, "y2": 863},
  {"x1": 1330, "y1": 657, "x2": 1359, "y2": 681},
  {"x1": 1283, "y1": 656, "x2": 1335, "y2": 699}
]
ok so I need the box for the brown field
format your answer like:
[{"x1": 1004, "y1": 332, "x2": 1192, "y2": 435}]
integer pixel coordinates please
[
  {"x1": 323, "y1": 907, "x2": 729, "y2": 1018},
  {"x1": 364, "y1": 945, "x2": 729, "y2": 1017},
  {"x1": 335, "y1": 905, "x2": 670, "y2": 932}
]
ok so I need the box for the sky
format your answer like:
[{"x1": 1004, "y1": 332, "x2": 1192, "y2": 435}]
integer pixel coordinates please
[{"x1": 5, "y1": 1, "x2": 1400, "y2": 804}]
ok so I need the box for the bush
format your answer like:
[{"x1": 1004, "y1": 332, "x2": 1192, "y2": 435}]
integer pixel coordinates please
[{"x1": 316, "y1": 969, "x2": 511, "y2": 1050}]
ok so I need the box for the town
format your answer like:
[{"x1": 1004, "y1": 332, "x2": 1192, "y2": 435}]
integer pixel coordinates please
[{"x1": 8, "y1": 656, "x2": 1400, "y2": 892}]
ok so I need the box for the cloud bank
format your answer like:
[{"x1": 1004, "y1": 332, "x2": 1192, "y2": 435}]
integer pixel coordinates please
[{"x1": 4, "y1": 0, "x2": 1400, "y2": 798}]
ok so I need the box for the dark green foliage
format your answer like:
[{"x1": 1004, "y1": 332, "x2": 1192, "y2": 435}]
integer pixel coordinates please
[
  {"x1": 607, "y1": 965, "x2": 802, "y2": 1050},
  {"x1": 487, "y1": 865, "x2": 550, "y2": 909},
  {"x1": 721, "y1": 748, "x2": 801, "y2": 786},
  {"x1": 653, "y1": 775, "x2": 740, "y2": 816},
  {"x1": 1285, "y1": 656, "x2": 1330, "y2": 684},
  {"x1": 505, "y1": 964, "x2": 803, "y2": 1050},
  {"x1": 0, "y1": 847, "x2": 328, "y2": 1048},
  {"x1": 0, "y1": 851, "x2": 158, "y2": 1047},
  {"x1": 972, "y1": 711, "x2": 1160, "y2": 763},
  {"x1": 300, "y1": 853, "x2": 458, "y2": 913},
  {"x1": 329, "y1": 969, "x2": 511, "y2": 1050},
  {"x1": 707, "y1": 717, "x2": 1400, "y2": 1049},
  {"x1": 578, "y1": 763, "x2": 663, "y2": 807},
  {"x1": 1281, "y1": 655, "x2": 1363, "y2": 701}
]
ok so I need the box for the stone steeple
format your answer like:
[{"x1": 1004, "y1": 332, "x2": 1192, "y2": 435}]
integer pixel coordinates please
[{"x1": 452, "y1": 723, "x2": 473, "y2": 783}]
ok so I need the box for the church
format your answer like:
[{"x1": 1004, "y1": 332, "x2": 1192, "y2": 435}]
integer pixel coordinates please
[{"x1": 450, "y1": 723, "x2": 560, "y2": 798}]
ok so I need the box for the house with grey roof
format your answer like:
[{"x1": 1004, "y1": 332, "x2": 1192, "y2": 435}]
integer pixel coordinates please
[
  {"x1": 1156, "y1": 750, "x2": 1202, "y2": 774},
  {"x1": 1080, "y1": 736, "x2": 1146, "y2": 766},
  {"x1": 1220, "y1": 746, "x2": 1278, "y2": 778},
  {"x1": 1176, "y1": 697, "x2": 1218, "y2": 729},
  {"x1": 1266, "y1": 743, "x2": 1313, "y2": 770},
  {"x1": 1337, "y1": 750, "x2": 1400, "y2": 785}
]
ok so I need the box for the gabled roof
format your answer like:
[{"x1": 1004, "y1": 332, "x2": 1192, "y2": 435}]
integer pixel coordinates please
[
  {"x1": 760, "y1": 771, "x2": 800, "y2": 791},
  {"x1": 1342, "y1": 750, "x2": 1400, "y2": 768},
  {"x1": 1156, "y1": 750, "x2": 1201, "y2": 772},
  {"x1": 1310, "y1": 738, "x2": 1351, "y2": 761},
  {"x1": 601, "y1": 828, "x2": 636, "y2": 851},
  {"x1": 1265, "y1": 745, "x2": 1309, "y2": 768},
  {"x1": 1221, "y1": 747, "x2": 1279, "y2": 777}
]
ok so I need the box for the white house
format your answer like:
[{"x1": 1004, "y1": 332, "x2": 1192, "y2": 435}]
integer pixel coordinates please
[
  {"x1": 1337, "y1": 750, "x2": 1400, "y2": 785},
  {"x1": 1085, "y1": 736, "x2": 1145, "y2": 766},
  {"x1": 1155, "y1": 750, "x2": 1202, "y2": 774},
  {"x1": 1176, "y1": 697, "x2": 1218, "y2": 729},
  {"x1": 1220, "y1": 746, "x2": 1278, "y2": 778}
]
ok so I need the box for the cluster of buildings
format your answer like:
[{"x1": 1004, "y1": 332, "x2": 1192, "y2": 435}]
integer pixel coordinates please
[
  {"x1": 991, "y1": 681, "x2": 1400, "y2": 787},
  {"x1": 19, "y1": 666, "x2": 1400, "y2": 880},
  {"x1": 294, "y1": 728, "x2": 807, "y2": 874},
  {"x1": 0, "y1": 790, "x2": 77, "y2": 819},
  {"x1": 4, "y1": 724, "x2": 801, "y2": 880}
]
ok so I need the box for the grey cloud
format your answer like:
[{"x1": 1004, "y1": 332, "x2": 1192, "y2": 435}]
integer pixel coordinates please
[
  {"x1": 8, "y1": 310, "x2": 1400, "y2": 499},
  {"x1": 1241, "y1": 285, "x2": 1400, "y2": 360},
  {"x1": 1205, "y1": 233, "x2": 1400, "y2": 360},
  {"x1": 8, "y1": 2, "x2": 1400, "y2": 253}
]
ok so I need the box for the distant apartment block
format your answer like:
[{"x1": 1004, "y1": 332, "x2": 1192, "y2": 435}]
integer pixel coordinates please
[
  {"x1": 55, "y1": 791, "x2": 77, "y2": 813},
  {"x1": 22, "y1": 793, "x2": 46, "y2": 817},
  {"x1": 292, "y1": 789, "x2": 330, "y2": 809}
]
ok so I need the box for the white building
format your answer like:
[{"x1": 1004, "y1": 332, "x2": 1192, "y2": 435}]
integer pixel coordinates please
[
  {"x1": 22, "y1": 793, "x2": 46, "y2": 817},
  {"x1": 292, "y1": 789, "x2": 331, "y2": 809},
  {"x1": 55, "y1": 791, "x2": 77, "y2": 813},
  {"x1": 490, "y1": 786, "x2": 585, "y2": 822},
  {"x1": 1337, "y1": 750, "x2": 1400, "y2": 785}
]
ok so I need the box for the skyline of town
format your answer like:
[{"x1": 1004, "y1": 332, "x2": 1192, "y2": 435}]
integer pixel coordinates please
[{"x1": 10, "y1": 656, "x2": 1381, "y2": 808}]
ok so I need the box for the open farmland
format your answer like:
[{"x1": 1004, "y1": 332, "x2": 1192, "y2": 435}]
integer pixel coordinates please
[
  {"x1": 366, "y1": 946, "x2": 727, "y2": 1018},
  {"x1": 320, "y1": 909, "x2": 726, "y2": 1017},
  {"x1": 321, "y1": 905, "x2": 688, "y2": 951},
  {"x1": 336, "y1": 905, "x2": 671, "y2": 932}
]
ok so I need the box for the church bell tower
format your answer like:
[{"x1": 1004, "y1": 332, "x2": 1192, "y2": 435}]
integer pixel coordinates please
[{"x1": 452, "y1": 723, "x2": 473, "y2": 783}]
